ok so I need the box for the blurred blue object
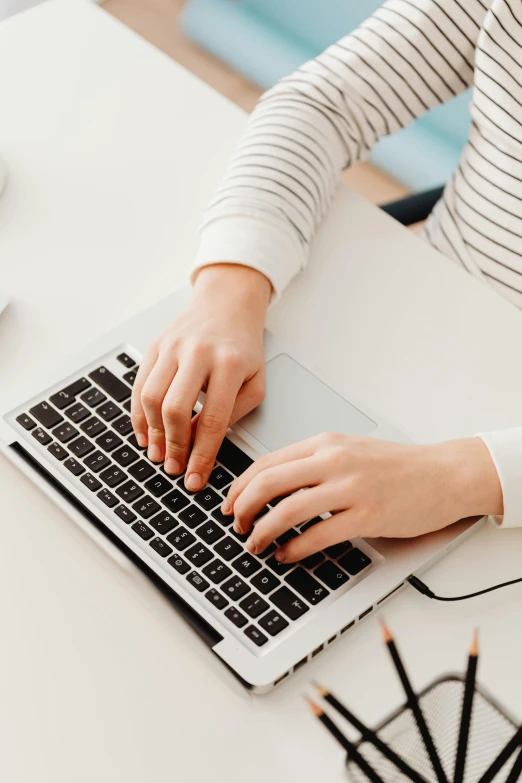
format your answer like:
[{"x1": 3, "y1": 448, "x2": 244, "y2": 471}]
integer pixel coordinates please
[{"x1": 181, "y1": 0, "x2": 471, "y2": 191}]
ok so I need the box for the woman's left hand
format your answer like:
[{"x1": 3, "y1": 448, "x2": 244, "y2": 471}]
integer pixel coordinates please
[{"x1": 221, "y1": 432, "x2": 503, "y2": 563}]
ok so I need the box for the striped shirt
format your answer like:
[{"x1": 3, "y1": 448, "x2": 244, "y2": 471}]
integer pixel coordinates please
[{"x1": 193, "y1": 0, "x2": 522, "y2": 526}]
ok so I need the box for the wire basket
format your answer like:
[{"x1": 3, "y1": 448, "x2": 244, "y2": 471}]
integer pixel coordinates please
[{"x1": 346, "y1": 675, "x2": 519, "y2": 783}]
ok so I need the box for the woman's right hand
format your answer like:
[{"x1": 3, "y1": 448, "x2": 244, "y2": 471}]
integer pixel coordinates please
[{"x1": 131, "y1": 263, "x2": 272, "y2": 492}]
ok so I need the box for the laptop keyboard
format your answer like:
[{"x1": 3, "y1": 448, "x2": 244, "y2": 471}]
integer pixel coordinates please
[{"x1": 12, "y1": 349, "x2": 375, "y2": 651}]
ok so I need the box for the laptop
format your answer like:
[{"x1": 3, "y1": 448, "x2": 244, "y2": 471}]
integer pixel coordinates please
[{"x1": 0, "y1": 287, "x2": 480, "y2": 693}]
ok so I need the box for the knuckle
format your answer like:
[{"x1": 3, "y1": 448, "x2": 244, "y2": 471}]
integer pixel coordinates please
[
  {"x1": 189, "y1": 452, "x2": 214, "y2": 473},
  {"x1": 220, "y1": 349, "x2": 243, "y2": 372},
  {"x1": 199, "y1": 411, "x2": 225, "y2": 436},
  {"x1": 161, "y1": 400, "x2": 185, "y2": 426},
  {"x1": 141, "y1": 387, "x2": 161, "y2": 410}
]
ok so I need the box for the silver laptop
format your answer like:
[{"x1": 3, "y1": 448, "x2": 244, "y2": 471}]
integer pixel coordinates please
[{"x1": 0, "y1": 287, "x2": 480, "y2": 693}]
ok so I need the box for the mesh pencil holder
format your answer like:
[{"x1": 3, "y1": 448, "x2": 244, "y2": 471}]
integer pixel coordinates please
[{"x1": 346, "y1": 675, "x2": 519, "y2": 783}]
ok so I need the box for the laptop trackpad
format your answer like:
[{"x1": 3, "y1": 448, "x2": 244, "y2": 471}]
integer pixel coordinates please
[{"x1": 239, "y1": 354, "x2": 377, "y2": 452}]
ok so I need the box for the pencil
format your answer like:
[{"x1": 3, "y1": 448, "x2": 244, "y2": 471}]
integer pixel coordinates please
[
  {"x1": 306, "y1": 699, "x2": 385, "y2": 783},
  {"x1": 476, "y1": 725, "x2": 522, "y2": 783},
  {"x1": 381, "y1": 622, "x2": 448, "y2": 783},
  {"x1": 454, "y1": 630, "x2": 479, "y2": 783},
  {"x1": 506, "y1": 747, "x2": 522, "y2": 783},
  {"x1": 314, "y1": 682, "x2": 427, "y2": 783}
]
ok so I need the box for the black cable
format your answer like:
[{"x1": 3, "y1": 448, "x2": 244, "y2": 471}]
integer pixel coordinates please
[{"x1": 408, "y1": 574, "x2": 522, "y2": 602}]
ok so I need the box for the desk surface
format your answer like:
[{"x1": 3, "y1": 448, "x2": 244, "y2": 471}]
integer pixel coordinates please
[{"x1": 1, "y1": 2, "x2": 521, "y2": 781}]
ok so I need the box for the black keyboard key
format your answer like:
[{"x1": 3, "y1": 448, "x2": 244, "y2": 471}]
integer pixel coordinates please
[
  {"x1": 149, "y1": 512, "x2": 177, "y2": 535},
  {"x1": 285, "y1": 567, "x2": 329, "y2": 605},
  {"x1": 123, "y1": 370, "x2": 137, "y2": 386},
  {"x1": 127, "y1": 433, "x2": 145, "y2": 451},
  {"x1": 123, "y1": 400, "x2": 132, "y2": 412},
  {"x1": 202, "y1": 559, "x2": 232, "y2": 584},
  {"x1": 193, "y1": 487, "x2": 221, "y2": 511},
  {"x1": 209, "y1": 466, "x2": 233, "y2": 490},
  {"x1": 81, "y1": 472, "x2": 102, "y2": 492},
  {"x1": 232, "y1": 553, "x2": 262, "y2": 578},
  {"x1": 197, "y1": 520, "x2": 225, "y2": 545},
  {"x1": 132, "y1": 521, "x2": 154, "y2": 540},
  {"x1": 244, "y1": 626, "x2": 268, "y2": 647},
  {"x1": 324, "y1": 541, "x2": 352, "y2": 559},
  {"x1": 117, "y1": 352, "x2": 135, "y2": 368},
  {"x1": 144, "y1": 474, "x2": 172, "y2": 497},
  {"x1": 68, "y1": 436, "x2": 94, "y2": 458},
  {"x1": 49, "y1": 377, "x2": 90, "y2": 409},
  {"x1": 186, "y1": 543, "x2": 213, "y2": 567},
  {"x1": 80, "y1": 416, "x2": 107, "y2": 438},
  {"x1": 16, "y1": 413, "x2": 36, "y2": 430},
  {"x1": 166, "y1": 526, "x2": 196, "y2": 551},
  {"x1": 230, "y1": 527, "x2": 250, "y2": 544},
  {"x1": 314, "y1": 560, "x2": 349, "y2": 590},
  {"x1": 89, "y1": 366, "x2": 131, "y2": 402},
  {"x1": 179, "y1": 504, "x2": 207, "y2": 529},
  {"x1": 98, "y1": 487, "x2": 118, "y2": 507},
  {"x1": 214, "y1": 536, "x2": 243, "y2": 561},
  {"x1": 239, "y1": 593, "x2": 269, "y2": 619},
  {"x1": 186, "y1": 571, "x2": 209, "y2": 592},
  {"x1": 97, "y1": 401, "x2": 122, "y2": 422},
  {"x1": 150, "y1": 537, "x2": 173, "y2": 558},
  {"x1": 301, "y1": 552, "x2": 325, "y2": 569},
  {"x1": 270, "y1": 587, "x2": 309, "y2": 620},
  {"x1": 64, "y1": 403, "x2": 90, "y2": 424},
  {"x1": 112, "y1": 414, "x2": 133, "y2": 436},
  {"x1": 258, "y1": 542, "x2": 277, "y2": 559},
  {"x1": 95, "y1": 432, "x2": 123, "y2": 452},
  {"x1": 225, "y1": 606, "x2": 248, "y2": 628},
  {"x1": 205, "y1": 589, "x2": 228, "y2": 610},
  {"x1": 217, "y1": 437, "x2": 253, "y2": 476},
  {"x1": 168, "y1": 554, "x2": 190, "y2": 574},
  {"x1": 221, "y1": 576, "x2": 249, "y2": 601},
  {"x1": 29, "y1": 402, "x2": 63, "y2": 429},
  {"x1": 300, "y1": 516, "x2": 323, "y2": 532},
  {"x1": 338, "y1": 548, "x2": 372, "y2": 575},
  {"x1": 266, "y1": 555, "x2": 295, "y2": 576},
  {"x1": 81, "y1": 388, "x2": 106, "y2": 408},
  {"x1": 277, "y1": 528, "x2": 300, "y2": 546},
  {"x1": 114, "y1": 504, "x2": 136, "y2": 524},
  {"x1": 251, "y1": 570, "x2": 281, "y2": 595},
  {"x1": 116, "y1": 480, "x2": 144, "y2": 502},
  {"x1": 47, "y1": 442, "x2": 68, "y2": 460},
  {"x1": 52, "y1": 422, "x2": 79, "y2": 443},
  {"x1": 211, "y1": 506, "x2": 233, "y2": 527},
  {"x1": 259, "y1": 610, "x2": 289, "y2": 637},
  {"x1": 132, "y1": 495, "x2": 161, "y2": 519},
  {"x1": 64, "y1": 457, "x2": 85, "y2": 475},
  {"x1": 112, "y1": 445, "x2": 139, "y2": 467},
  {"x1": 128, "y1": 459, "x2": 155, "y2": 481},
  {"x1": 269, "y1": 494, "x2": 289, "y2": 506},
  {"x1": 31, "y1": 427, "x2": 52, "y2": 446},
  {"x1": 163, "y1": 489, "x2": 190, "y2": 514},
  {"x1": 84, "y1": 451, "x2": 111, "y2": 473}
]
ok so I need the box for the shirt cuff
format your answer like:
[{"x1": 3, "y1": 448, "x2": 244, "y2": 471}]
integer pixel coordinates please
[
  {"x1": 477, "y1": 428, "x2": 522, "y2": 528},
  {"x1": 191, "y1": 215, "x2": 305, "y2": 302}
]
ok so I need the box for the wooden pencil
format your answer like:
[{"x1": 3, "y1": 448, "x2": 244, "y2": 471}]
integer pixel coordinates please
[
  {"x1": 506, "y1": 747, "x2": 522, "y2": 783},
  {"x1": 314, "y1": 682, "x2": 427, "y2": 783},
  {"x1": 306, "y1": 699, "x2": 385, "y2": 783},
  {"x1": 454, "y1": 630, "x2": 479, "y2": 783},
  {"x1": 381, "y1": 622, "x2": 448, "y2": 783},
  {"x1": 477, "y1": 725, "x2": 522, "y2": 783}
]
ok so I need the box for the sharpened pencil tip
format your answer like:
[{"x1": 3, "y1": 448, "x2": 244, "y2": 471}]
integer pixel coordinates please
[
  {"x1": 380, "y1": 619, "x2": 393, "y2": 643},
  {"x1": 470, "y1": 628, "x2": 479, "y2": 657},
  {"x1": 312, "y1": 680, "x2": 329, "y2": 697},
  {"x1": 306, "y1": 698, "x2": 324, "y2": 717}
]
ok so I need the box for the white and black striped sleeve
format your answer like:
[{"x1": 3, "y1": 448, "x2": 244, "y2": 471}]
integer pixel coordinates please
[{"x1": 193, "y1": 0, "x2": 488, "y2": 297}]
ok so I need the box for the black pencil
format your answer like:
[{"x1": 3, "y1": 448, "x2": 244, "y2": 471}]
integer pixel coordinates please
[
  {"x1": 477, "y1": 725, "x2": 522, "y2": 783},
  {"x1": 307, "y1": 699, "x2": 385, "y2": 783},
  {"x1": 506, "y1": 747, "x2": 522, "y2": 783},
  {"x1": 314, "y1": 682, "x2": 427, "y2": 783},
  {"x1": 454, "y1": 630, "x2": 479, "y2": 783},
  {"x1": 381, "y1": 622, "x2": 448, "y2": 783}
]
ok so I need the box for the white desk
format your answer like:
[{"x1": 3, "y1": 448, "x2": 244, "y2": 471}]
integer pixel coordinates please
[{"x1": 1, "y1": 2, "x2": 521, "y2": 781}]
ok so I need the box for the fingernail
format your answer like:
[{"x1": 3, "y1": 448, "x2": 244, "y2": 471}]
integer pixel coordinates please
[
  {"x1": 275, "y1": 549, "x2": 286, "y2": 563},
  {"x1": 246, "y1": 537, "x2": 257, "y2": 555},
  {"x1": 136, "y1": 433, "x2": 148, "y2": 448},
  {"x1": 186, "y1": 473, "x2": 203, "y2": 491},
  {"x1": 221, "y1": 501, "x2": 231, "y2": 515},
  {"x1": 233, "y1": 520, "x2": 243, "y2": 534},
  {"x1": 165, "y1": 458, "x2": 181, "y2": 476},
  {"x1": 148, "y1": 444, "x2": 162, "y2": 462}
]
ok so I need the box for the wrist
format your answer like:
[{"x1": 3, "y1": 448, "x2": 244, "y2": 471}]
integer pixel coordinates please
[
  {"x1": 193, "y1": 263, "x2": 272, "y2": 316},
  {"x1": 437, "y1": 437, "x2": 504, "y2": 518}
]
